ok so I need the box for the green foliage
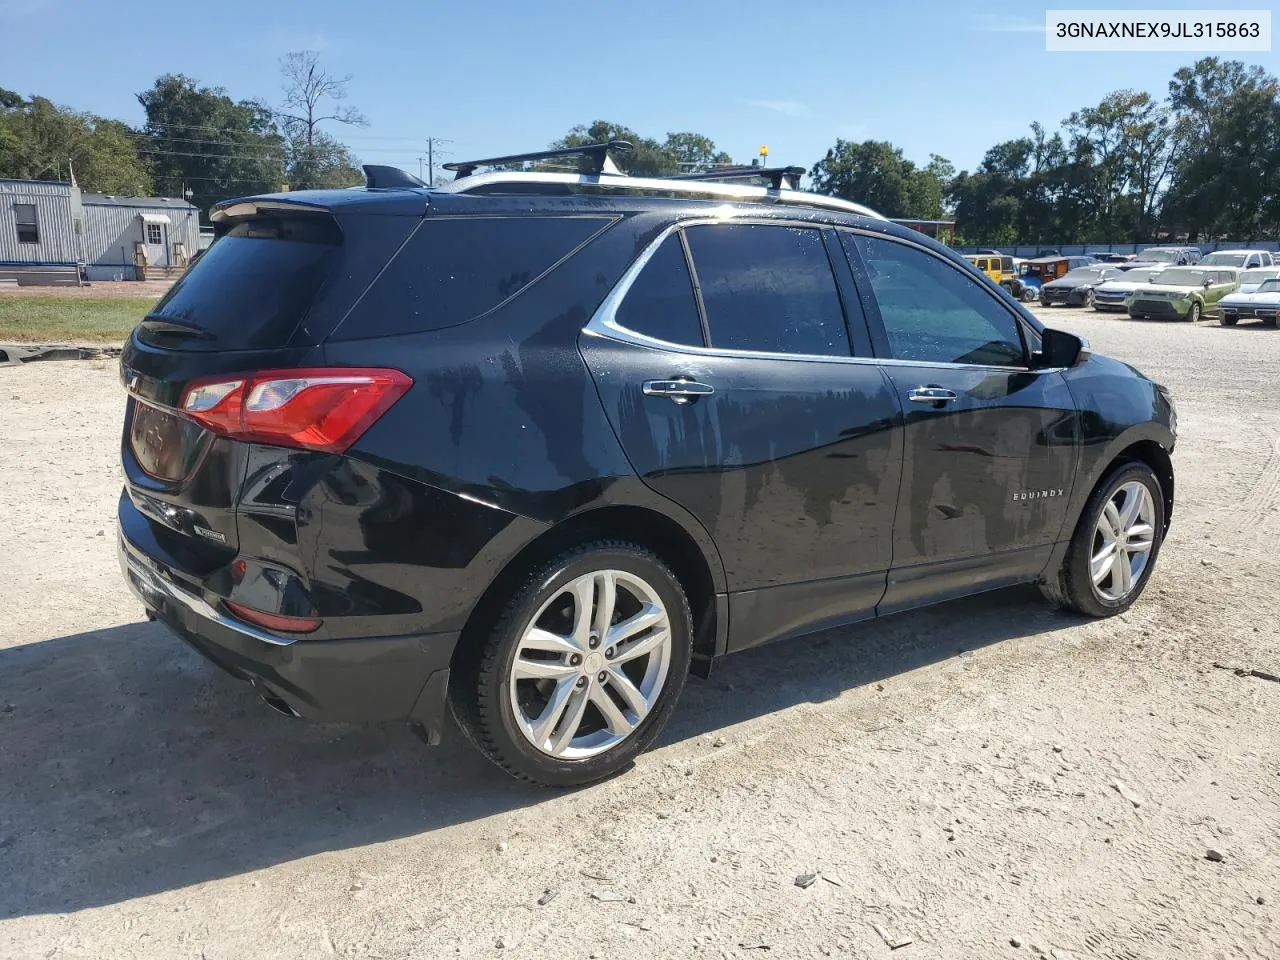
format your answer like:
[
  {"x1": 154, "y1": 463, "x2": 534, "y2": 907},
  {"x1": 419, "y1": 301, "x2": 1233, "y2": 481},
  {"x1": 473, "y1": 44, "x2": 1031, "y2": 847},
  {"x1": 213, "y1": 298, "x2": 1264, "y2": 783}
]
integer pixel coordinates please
[
  {"x1": 808, "y1": 140, "x2": 953, "y2": 219},
  {"x1": 0, "y1": 90, "x2": 153, "y2": 193},
  {"x1": 936, "y1": 59, "x2": 1280, "y2": 244},
  {"x1": 137, "y1": 74, "x2": 285, "y2": 216},
  {"x1": 551, "y1": 121, "x2": 732, "y2": 176}
]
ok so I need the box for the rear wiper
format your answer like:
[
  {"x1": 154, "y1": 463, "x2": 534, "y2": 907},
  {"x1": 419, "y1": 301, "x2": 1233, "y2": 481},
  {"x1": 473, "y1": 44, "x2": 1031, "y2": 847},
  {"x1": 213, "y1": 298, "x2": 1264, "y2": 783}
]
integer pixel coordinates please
[{"x1": 139, "y1": 316, "x2": 216, "y2": 341}]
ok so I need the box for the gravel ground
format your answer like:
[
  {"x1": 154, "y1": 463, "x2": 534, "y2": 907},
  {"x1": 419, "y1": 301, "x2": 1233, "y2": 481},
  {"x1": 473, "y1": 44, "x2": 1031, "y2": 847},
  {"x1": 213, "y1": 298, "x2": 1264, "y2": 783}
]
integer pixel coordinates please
[{"x1": 1, "y1": 308, "x2": 1278, "y2": 960}]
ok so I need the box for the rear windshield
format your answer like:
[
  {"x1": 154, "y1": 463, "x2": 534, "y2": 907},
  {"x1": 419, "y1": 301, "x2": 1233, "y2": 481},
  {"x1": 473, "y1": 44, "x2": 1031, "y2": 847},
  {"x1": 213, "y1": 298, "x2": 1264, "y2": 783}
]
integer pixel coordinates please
[
  {"x1": 145, "y1": 215, "x2": 340, "y2": 349},
  {"x1": 1139, "y1": 249, "x2": 1181, "y2": 263},
  {"x1": 332, "y1": 216, "x2": 614, "y2": 340}
]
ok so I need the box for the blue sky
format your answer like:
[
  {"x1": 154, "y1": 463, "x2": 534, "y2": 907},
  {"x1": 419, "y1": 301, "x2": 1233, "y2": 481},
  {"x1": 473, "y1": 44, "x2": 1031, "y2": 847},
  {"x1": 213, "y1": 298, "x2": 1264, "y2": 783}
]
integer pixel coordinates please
[{"x1": 2, "y1": 0, "x2": 1276, "y2": 178}]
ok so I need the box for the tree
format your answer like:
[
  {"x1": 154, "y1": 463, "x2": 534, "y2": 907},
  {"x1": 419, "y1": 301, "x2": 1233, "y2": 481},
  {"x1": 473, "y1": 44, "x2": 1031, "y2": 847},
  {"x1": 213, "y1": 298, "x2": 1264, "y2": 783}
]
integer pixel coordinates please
[
  {"x1": 286, "y1": 130, "x2": 362, "y2": 190},
  {"x1": 663, "y1": 132, "x2": 733, "y2": 173},
  {"x1": 548, "y1": 122, "x2": 734, "y2": 177},
  {"x1": 277, "y1": 51, "x2": 367, "y2": 148},
  {"x1": 553, "y1": 121, "x2": 678, "y2": 176},
  {"x1": 1163, "y1": 58, "x2": 1280, "y2": 238},
  {"x1": 138, "y1": 74, "x2": 285, "y2": 218},
  {"x1": 0, "y1": 89, "x2": 152, "y2": 193},
  {"x1": 809, "y1": 139, "x2": 949, "y2": 219}
]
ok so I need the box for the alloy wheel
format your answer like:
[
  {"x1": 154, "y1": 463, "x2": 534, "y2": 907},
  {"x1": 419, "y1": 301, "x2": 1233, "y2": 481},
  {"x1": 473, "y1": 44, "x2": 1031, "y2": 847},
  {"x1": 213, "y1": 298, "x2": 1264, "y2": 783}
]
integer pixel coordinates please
[
  {"x1": 1090, "y1": 481, "x2": 1156, "y2": 602},
  {"x1": 509, "y1": 569, "x2": 672, "y2": 759}
]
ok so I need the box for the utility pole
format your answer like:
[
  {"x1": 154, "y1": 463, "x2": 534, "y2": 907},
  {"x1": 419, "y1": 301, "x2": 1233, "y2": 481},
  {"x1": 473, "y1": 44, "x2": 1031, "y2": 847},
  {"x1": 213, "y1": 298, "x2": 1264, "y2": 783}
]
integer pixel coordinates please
[{"x1": 423, "y1": 136, "x2": 453, "y2": 186}]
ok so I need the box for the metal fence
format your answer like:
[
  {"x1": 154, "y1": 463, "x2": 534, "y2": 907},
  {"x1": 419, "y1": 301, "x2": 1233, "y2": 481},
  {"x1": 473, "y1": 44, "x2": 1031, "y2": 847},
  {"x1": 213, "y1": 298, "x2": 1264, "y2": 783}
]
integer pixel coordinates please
[{"x1": 955, "y1": 240, "x2": 1280, "y2": 257}]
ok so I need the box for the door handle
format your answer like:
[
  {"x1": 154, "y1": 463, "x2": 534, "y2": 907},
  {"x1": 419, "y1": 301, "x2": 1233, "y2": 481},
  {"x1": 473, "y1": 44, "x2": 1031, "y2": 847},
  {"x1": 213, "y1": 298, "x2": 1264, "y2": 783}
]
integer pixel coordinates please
[
  {"x1": 908, "y1": 385, "x2": 957, "y2": 406},
  {"x1": 642, "y1": 379, "x2": 715, "y2": 404}
]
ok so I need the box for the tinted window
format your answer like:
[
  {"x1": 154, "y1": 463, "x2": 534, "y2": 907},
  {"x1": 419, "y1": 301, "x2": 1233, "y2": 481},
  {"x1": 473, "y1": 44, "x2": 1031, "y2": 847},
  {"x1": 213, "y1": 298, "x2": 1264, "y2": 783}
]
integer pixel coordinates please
[
  {"x1": 615, "y1": 235, "x2": 704, "y2": 346},
  {"x1": 684, "y1": 224, "x2": 850, "y2": 356},
  {"x1": 149, "y1": 214, "x2": 341, "y2": 347},
  {"x1": 845, "y1": 234, "x2": 1026, "y2": 367},
  {"x1": 339, "y1": 216, "x2": 612, "y2": 339}
]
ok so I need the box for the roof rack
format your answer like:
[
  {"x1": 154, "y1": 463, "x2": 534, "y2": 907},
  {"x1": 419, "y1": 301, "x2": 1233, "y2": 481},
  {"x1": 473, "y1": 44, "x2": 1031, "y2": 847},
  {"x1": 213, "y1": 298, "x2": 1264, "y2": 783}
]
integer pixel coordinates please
[
  {"x1": 363, "y1": 164, "x2": 427, "y2": 189},
  {"x1": 444, "y1": 140, "x2": 633, "y2": 179},
  {"x1": 433, "y1": 170, "x2": 886, "y2": 221},
  {"x1": 666, "y1": 165, "x2": 806, "y2": 190}
]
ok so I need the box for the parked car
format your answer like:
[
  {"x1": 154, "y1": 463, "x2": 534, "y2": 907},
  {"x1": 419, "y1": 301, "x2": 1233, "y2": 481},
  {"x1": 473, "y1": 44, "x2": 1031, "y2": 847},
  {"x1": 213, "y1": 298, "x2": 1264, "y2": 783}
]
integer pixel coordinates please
[
  {"x1": 1199, "y1": 249, "x2": 1275, "y2": 269},
  {"x1": 1219, "y1": 277, "x2": 1280, "y2": 327},
  {"x1": 1039, "y1": 266, "x2": 1123, "y2": 307},
  {"x1": 1092, "y1": 268, "x2": 1160, "y2": 312},
  {"x1": 1127, "y1": 246, "x2": 1201, "y2": 269},
  {"x1": 1236, "y1": 266, "x2": 1280, "y2": 294},
  {"x1": 1095, "y1": 253, "x2": 1136, "y2": 264},
  {"x1": 962, "y1": 252, "x2": 1017, "y2": 292},
  {"x1": 1127, "y1": 266, "x2": 1240, "y2": 321},
  {"x1": 1019, "y1": 255, "x2": 1099, "y2": 297},
  {"x1": 116, "y1": 144, "x2": 1177, "y2": 785}
]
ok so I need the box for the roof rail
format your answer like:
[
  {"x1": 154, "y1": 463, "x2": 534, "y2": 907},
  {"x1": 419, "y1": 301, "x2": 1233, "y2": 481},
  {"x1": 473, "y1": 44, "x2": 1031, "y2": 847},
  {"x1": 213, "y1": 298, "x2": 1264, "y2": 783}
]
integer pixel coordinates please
[
  {"x1": 444, "y1": 140, "x2": 633, "y2": 179},
  {"x1": 667, "y1": 165, "x2": 806, "y2": 190},
  {"x1": 433, "y1": 170, "x2": 885, "y2": 221},
  {"x1": 363, "y1": 164, "x2": 427, "y2": 189}
]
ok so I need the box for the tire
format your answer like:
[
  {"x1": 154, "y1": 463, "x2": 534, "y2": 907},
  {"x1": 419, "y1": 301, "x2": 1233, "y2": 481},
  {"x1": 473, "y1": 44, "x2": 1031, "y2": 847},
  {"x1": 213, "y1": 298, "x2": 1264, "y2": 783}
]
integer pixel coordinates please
[
  {"x1": 1188, "y1": 301, "x2": 1202, "y2": 323},
  {"x1": 450, "y1": 541, "x2": 693, "y2": 786},
  {"x1": 1022, "y1": 288, "x2": 1038, "y2": 303},
  {"x1": 1220, "y1": 314, "x2": 1238, "y2": 326},
  {"x1": 1041, "y1": 461, "x2": 1166, "y2": 618},
  {"x1": 1265, "y1": 316, "x2": 1278, "y2": 328},
  {"x1": 1082, "y1": 289, "x2": 1094, "y2": 308}
]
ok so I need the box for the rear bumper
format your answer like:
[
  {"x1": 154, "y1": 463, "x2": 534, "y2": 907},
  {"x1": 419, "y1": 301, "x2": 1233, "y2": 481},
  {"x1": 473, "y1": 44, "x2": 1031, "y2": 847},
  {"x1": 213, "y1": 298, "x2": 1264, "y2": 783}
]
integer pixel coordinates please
[{"x1": 119, "y1": 529, "x2": 457, "y2": 741}]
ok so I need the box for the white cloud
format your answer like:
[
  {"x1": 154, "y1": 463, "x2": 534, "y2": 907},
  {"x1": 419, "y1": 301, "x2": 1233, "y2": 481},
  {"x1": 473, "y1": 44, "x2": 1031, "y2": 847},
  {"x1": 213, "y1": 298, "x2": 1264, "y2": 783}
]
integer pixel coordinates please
[
  {"x1": 970, "y1": 15, "x2": 1045, "y2": 33},
  {"x1": 748, "y1": 99, "x2": 811, "y2": 118}
]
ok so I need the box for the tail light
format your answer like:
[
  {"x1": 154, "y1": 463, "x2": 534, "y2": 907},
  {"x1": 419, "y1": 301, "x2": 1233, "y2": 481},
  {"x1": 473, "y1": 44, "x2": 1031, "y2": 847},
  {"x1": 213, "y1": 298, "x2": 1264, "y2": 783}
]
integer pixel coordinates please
[
  {"x1": 224, "y1": 600, "x2": 321, "y2": 634},
  {"x1": 179, "y1": 367, "x2": 412, "y2": 454}
]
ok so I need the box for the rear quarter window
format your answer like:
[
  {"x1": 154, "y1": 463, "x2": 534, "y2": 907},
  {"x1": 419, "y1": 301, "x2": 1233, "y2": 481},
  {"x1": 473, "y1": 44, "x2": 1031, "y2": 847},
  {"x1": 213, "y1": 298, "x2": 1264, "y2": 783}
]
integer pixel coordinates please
[{"x1": 332, "y1": 216, "x2": 614, "y2": 340}]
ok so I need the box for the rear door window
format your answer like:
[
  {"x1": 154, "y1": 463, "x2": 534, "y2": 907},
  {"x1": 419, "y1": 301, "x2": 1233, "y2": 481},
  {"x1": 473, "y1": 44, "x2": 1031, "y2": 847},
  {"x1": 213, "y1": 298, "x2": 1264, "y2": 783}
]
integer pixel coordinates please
[
  {"x1": 334, "y1": 216, "x2": 613, "y2": 339},
  {"x1": 614, "y1": 234, "x2": 704, "y2": 346},
  {"x1": 683, "y1": 223, "x2": 851, "y2": 357}
]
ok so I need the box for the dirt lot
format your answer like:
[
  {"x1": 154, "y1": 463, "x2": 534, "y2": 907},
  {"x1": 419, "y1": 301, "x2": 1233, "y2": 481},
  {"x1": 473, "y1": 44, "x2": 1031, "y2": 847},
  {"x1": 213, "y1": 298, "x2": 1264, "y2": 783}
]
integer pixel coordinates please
[{"x1": 1, "y1": 308, "x2": 1278, "y2": 960}]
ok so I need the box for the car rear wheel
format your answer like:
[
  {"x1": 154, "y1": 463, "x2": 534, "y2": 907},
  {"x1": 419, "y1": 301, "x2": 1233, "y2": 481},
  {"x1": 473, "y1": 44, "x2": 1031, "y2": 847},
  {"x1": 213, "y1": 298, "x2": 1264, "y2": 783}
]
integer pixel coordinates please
[
  {"x1": 1041, "y1": 461, "x2": 1165, "y2": 618},
  {"x1": 451, "y1": 541, "x2": 692, "y2": 786}
]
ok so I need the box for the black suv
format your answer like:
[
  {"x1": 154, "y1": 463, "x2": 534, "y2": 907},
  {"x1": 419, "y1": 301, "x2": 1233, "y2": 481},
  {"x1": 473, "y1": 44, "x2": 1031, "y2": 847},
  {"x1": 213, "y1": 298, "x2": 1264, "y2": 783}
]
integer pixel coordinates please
[{"x1": 118, "y1": 142, "x2": 1176, "y2": 786}]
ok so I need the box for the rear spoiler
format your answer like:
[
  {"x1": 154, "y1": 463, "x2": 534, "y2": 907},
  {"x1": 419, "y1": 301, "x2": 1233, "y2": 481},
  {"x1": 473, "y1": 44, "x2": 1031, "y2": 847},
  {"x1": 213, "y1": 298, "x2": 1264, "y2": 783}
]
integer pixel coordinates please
[{"x1": 210, "y1": 199, "x2": 333, "y2": 223}]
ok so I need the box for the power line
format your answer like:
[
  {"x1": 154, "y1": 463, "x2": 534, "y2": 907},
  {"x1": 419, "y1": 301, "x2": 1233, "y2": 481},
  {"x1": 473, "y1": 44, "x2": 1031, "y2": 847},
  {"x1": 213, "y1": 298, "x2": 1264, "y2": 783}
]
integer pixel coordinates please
[{"x1": 141, "y1": 119, "x2": 425, "y2": 142}]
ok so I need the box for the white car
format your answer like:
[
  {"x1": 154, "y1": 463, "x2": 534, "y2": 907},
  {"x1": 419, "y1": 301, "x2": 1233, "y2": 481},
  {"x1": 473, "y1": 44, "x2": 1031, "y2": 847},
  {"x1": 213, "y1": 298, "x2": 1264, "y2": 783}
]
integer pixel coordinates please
[
  {"x1": 1219, "y1": 277, "x2": 1280, "y2": 327},
  {"x1": 1236, "y1": 266, "x2": 1280, "y2": 295},
  {"x1": 1200, "y1": 249, "x2": 1276, "y2": 270},
  {"x1": 1092, "y1": 267, "x2": 1160, "y2": 312}
]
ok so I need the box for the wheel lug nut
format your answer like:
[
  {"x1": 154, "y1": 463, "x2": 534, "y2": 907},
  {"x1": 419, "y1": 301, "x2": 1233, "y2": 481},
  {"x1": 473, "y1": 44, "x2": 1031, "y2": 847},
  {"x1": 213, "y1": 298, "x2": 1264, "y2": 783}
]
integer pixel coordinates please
[
  {"x1": 597, "y1": 671, "x2": 607, "y2": 682},
  {"x1": 588, "y1": 636, "x2": 599, "y2": 649},
  {"x1": 605, "y1": 647, "x2": 614, "y2": 659},
  {"x1": 570, "y1": 654, "x2": 582, "y2": 666},
  {"x1": 576, "y1": 677, "x2": 587, "y2": 687}
]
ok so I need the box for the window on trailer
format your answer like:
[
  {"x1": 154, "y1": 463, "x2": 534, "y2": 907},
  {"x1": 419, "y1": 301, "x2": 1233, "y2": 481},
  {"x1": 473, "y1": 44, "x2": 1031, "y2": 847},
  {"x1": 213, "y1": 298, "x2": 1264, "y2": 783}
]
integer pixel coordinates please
[{"x1": 14, "y1": 203, "x2": 38, "y2": 244}]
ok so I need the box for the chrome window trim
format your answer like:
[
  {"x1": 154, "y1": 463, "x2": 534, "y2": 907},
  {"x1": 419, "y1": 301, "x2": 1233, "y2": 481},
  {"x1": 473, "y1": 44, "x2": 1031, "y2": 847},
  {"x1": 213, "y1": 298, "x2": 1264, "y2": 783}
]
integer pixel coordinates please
[
  {"x1": 434, "y1": 171, "x2": 886, "y2": 220},
  {"x1": 583, "y1": 219, "x2": 1041, "y2": 374}
]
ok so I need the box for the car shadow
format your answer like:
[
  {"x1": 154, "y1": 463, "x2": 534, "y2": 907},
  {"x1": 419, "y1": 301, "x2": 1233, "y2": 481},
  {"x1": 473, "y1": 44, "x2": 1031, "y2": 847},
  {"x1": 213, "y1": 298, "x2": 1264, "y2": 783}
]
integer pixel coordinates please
[{"x1": 0, "y1": 585, "x2": 1073, "y2": 918}]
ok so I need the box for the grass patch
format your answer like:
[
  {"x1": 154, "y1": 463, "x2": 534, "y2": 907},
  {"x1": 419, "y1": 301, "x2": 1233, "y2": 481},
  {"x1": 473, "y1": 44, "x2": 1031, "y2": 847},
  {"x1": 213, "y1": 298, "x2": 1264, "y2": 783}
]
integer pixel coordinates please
[{"x1": 0, "y1": 297, "x2": 151, "y2": 343}]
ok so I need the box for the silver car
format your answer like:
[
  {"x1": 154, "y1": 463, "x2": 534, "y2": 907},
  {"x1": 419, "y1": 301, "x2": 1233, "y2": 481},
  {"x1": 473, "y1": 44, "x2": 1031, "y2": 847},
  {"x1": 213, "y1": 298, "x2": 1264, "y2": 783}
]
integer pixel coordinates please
[{"x1": 1219, "y1": 277, "x2": 1280, "y2": 327}]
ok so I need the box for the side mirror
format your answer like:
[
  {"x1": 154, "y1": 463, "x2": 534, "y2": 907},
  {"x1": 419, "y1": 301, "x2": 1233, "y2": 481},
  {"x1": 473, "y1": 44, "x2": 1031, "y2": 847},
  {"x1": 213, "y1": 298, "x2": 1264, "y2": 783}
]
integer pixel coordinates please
[
  {"x1": 1037, "y1": 328, "x2": 1090, "y2": 368},
  {"x1": 1203, "y1": 278, "x2": 1212, "y2": 288}
]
